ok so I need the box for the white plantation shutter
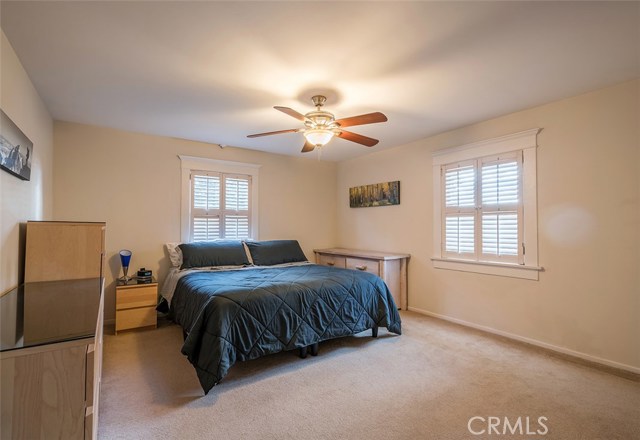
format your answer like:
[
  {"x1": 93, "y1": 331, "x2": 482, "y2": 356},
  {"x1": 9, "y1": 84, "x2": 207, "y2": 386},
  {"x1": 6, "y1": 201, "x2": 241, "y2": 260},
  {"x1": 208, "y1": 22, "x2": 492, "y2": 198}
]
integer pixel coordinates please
[
  {"x1": 191, "y1": 174, "x2": 221, "y2": 241},
  {"x1": 445, "y1": 215, "x2": 475, "y2": 254},
  {"x1": 445, "y1": 164, "x2": 476, "y2": 208},
  {"x1": 225, "y1": 177, "x2": 250, "y2": 211},
  {"x1": 193, "y1": 174, "x2": 221, "y2": 211},
  {"x1": 441, "y1": 153, "x2": 523, "y2": 264},
  {"x1": 190, "y1": 172, "x2": 251, "y2": 241},
  {"x1": 443, "y1": 162, "x2": 476, "y2": 259},
  {"x1": 224, "y1": 215, "x2": 249, "y2": 239},
  {"x1": 223, "y1": 175, "x2": 251, "y2": 240},
  {"x1": 481, "y1": 160, "x2": 519, "y2": 206},
  {"x1": 193, "y1": 217, "x2": 221, "y2": 242},
  {"x1": 480, "y1": 154, "x2": 522, "y2": 263},
  {"x1": 481, "y1": 213, "x2": 518, "y2": 257}
]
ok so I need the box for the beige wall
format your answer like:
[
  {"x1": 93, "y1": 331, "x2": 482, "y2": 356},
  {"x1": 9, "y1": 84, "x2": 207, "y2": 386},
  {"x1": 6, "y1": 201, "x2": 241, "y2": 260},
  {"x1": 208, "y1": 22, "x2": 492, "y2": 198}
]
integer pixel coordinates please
[
  {"x1": 53, "y1": 122, "x2": 338, "y2": 321},
  {"x1": 337, "y1": 79, "x2": 640, "y2": 371},
  {"x1": 8, "y1": 24, "x2": 636, "y2": 372},
  {"x1": 0, "y1": 30, "x2": 54, "y2": 293}
]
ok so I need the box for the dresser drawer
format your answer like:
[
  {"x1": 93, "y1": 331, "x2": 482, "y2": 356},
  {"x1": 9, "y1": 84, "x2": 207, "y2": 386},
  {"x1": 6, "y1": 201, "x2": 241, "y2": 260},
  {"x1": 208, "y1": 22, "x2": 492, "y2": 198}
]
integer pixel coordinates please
[
  {"x1": 346, "y1": 257, "x2": 380, "y2": 276},
  {"x1": 317, "y1": 254, "x2": 346, "y2": 268},
  {"x1": 115, "y1": 307, "x2": 156, "y2": 332},
  {"x1": 116, "y1": 285, "x2": 157, "y2": 310}
]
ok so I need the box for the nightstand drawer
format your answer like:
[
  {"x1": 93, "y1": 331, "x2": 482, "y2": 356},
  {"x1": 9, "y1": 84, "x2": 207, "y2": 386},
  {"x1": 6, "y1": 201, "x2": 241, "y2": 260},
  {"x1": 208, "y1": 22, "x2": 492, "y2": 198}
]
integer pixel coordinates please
[
  {"x1": 116, "y1": 285, "x2": 157, "y2": 310},
  {"x1": 346, "y1": 257, "x2": 380, "y2": 276},
  {"x1": 115, "y1": 307, "x2": 156, "y2": 332}
]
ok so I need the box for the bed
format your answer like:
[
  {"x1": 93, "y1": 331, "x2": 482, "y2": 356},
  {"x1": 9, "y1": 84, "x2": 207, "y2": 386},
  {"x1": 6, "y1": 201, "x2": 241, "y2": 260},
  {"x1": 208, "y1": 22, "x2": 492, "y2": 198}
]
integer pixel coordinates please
[{"x1": 162, "y1": 240, "x2": 402, "y2": 394}]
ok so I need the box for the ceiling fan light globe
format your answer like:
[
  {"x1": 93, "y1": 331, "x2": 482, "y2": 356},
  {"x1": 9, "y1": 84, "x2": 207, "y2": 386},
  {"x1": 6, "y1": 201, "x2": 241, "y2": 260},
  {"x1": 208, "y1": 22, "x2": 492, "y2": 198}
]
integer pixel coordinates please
[{"x1": 304, "y1": 129, "x2": 334, "y2": 147}]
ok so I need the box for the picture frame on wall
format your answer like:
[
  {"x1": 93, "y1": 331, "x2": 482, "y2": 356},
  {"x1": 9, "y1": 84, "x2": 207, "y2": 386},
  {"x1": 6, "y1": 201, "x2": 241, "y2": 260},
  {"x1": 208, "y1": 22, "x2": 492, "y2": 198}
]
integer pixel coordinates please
[
  {"x1": 349, "y1": 180, "x2": 400, "y2": 208},
  {"x1": 0, "y1": 109, "x2": 33, "y2": 181}
]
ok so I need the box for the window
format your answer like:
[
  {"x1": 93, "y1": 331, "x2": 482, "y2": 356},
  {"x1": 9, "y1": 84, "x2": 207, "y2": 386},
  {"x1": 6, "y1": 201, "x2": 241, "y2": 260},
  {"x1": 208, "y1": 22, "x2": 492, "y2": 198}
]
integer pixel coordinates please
[
  {"x1": 443, "y1": 152, "x2": 522, "y2": 264},
  {"x1": 432, "y1": 129, "x2": 541, "y2": 280},
  {"x1": 190, "y1": 172, "x2": 251, "y2": 241},
  {"x1": 180, "y1": 156, "x2": 260, "y2": 242}
]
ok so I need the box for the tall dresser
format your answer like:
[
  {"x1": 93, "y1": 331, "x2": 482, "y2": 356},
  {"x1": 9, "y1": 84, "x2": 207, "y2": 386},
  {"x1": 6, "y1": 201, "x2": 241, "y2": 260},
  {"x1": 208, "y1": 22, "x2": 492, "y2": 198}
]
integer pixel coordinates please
[{"x1": 0, "y1": 221, "x2": 105, "y2": 440}]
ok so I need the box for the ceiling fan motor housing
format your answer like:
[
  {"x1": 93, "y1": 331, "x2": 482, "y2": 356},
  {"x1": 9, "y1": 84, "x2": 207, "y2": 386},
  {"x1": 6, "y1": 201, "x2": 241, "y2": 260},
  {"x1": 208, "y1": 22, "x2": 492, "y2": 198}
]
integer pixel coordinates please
[
  {"x1": 305, "y1": 111, "x2": 336, "y2": 129},
  {"x1": 306, "y1": 95, "x2": 337, "y2": 131}
]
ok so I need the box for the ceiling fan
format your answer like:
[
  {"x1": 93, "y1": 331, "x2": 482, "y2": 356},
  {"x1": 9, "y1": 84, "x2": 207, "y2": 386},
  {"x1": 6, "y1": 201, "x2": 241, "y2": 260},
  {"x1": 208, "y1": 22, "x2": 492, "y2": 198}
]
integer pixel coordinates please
[{"x1": 247, "y1": 95, "x2": 388, "y2": 153}]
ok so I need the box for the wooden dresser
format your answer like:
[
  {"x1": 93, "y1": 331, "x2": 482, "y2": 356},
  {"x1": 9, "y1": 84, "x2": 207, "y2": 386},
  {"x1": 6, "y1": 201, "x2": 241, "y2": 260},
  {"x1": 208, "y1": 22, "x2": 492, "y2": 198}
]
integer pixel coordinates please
[
  {"x1": 314, "y1": 248, "x2": 410, "y2": 310},
  {"x1": 0, "y1": 221, "x2": 106, "y2": 440}
]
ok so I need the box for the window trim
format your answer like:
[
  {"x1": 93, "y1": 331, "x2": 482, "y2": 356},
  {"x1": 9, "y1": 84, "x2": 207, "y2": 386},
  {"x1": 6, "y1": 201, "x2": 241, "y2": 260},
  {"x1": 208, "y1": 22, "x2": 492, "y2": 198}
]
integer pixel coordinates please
[
  {"x1": 432, "y1": 129, "x2": 543, "y2": 280},
  {"x1": 179, "y1": 155, "x2": 261, "y2": 243}
]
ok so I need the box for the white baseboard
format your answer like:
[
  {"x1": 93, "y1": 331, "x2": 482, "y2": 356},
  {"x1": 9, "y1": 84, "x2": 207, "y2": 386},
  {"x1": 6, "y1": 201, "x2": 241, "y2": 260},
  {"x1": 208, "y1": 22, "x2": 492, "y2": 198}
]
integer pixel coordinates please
[{"x1": 407, "y1": 306, "x2": 640, "y2": 376}]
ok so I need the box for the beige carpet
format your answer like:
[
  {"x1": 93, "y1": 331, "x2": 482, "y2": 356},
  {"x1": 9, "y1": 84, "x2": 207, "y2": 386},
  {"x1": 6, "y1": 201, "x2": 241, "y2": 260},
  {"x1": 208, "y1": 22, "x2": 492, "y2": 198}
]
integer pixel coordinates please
[{"x1": 98, "y1": 312, "x2": 640, "y2": 439}]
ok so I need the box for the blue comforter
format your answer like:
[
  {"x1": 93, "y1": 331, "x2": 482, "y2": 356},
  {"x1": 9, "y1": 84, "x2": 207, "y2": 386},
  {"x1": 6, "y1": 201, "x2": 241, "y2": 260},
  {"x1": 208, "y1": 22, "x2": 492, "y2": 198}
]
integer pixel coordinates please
[{"x1": 170, "y1": 264, "x2": 401, "y2": 393}]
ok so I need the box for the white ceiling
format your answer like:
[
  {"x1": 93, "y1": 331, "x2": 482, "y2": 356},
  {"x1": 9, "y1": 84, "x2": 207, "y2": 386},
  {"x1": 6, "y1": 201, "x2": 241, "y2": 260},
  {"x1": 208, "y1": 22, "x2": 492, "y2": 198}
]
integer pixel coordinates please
[{"x1": 2, "y1": 1, "x2": 638, "y2": 161}]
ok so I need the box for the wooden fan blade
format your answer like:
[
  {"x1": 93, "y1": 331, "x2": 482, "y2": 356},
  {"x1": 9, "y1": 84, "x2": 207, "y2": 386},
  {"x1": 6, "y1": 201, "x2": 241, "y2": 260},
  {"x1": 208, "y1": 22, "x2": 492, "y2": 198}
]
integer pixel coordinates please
[
  {"x1": 334, "y1": 112, "x2": 387, "y2": 128},
  {"x1": 336, "y1": 130, "x2": 379, "y2": 147},
  {"x1": 301, "y1": 141, "x2": 315, "y2": 153},
  {"x1": 247, "y1": 128, "x2": 299, "y2": 138},
  {"x1": 274, "y1": 106, "x2": 307, "y2": 121}
]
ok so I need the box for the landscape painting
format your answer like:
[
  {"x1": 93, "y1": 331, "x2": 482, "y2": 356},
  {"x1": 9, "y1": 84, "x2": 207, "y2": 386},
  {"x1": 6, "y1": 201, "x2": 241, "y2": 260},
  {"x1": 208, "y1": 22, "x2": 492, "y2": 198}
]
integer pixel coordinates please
[
  {"x1": 349, "y1": 180, "x2": 400, "y2": 208},
  {"x1": 1, "y1": 109, "x2": 33, "y2": 181}
]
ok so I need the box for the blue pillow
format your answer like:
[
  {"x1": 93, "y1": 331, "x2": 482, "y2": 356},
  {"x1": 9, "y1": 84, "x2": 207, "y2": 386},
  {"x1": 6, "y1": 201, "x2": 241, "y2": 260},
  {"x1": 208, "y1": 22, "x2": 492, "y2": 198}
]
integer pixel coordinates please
[
  {"x1": 178, "y1": 241, "x2": 250, "y2": 269},
  {"x1": 244, "y1": 240, "x2": 307, "y2": 266}
]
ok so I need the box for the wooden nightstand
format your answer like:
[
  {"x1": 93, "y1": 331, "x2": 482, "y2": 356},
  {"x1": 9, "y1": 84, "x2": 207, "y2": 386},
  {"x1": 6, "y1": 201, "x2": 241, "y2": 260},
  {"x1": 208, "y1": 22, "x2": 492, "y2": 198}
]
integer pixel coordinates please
[{"x1": 115, "y1": 278, "x2": 158, "y2": 334}]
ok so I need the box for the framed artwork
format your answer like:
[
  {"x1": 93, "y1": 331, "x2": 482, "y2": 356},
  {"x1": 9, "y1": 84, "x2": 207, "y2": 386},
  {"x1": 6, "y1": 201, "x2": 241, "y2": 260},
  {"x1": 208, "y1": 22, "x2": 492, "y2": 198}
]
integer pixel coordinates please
[
  {"x1": 1, "y1": 109, "x2": 33, "y2": 181},
  {"x1": 349, "y1": 180, "x2": 400, "y2": 208}
]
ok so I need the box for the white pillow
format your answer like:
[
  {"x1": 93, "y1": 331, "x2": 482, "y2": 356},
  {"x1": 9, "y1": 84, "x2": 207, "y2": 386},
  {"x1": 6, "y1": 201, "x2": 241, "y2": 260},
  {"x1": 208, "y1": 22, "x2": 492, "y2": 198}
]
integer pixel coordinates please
[
  {"x1": 242, "y1": 241, "x2": 254, "y2": 265},
  {"x1": 165, "y1": 242, "x2": 183, "y2": 267}
]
